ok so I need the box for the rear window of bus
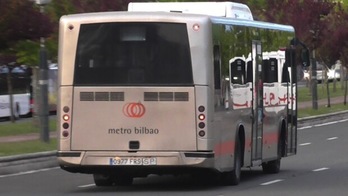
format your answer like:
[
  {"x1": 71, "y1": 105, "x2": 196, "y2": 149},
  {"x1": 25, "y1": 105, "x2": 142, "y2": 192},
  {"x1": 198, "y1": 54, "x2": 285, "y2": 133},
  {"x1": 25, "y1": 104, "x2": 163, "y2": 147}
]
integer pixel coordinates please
[{"x1": 74, "y1": 22, "x2": 193, "y2": 86}]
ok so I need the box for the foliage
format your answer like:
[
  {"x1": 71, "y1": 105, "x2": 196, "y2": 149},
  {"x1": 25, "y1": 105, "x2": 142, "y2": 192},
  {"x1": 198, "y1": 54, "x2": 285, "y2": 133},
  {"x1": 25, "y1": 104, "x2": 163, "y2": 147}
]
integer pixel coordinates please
[
  {"x1": 1, "y1": 0, "x2": 348, "y2": 70},
  {"x1": 319, "y1": 3, "x2": 348, "y2": 68},
  {"x1": 70, "y1": 0, "x2": 131, "y2": 12},
  {"x1": 261, "y1": 0, "x2": 335, "y2": 50},
  {"x1": 0, "y1": 0, "x2": 54, "y2": 65},
  {"x1": 13, "y1": 40, "x2": 40, "y2": 66}
]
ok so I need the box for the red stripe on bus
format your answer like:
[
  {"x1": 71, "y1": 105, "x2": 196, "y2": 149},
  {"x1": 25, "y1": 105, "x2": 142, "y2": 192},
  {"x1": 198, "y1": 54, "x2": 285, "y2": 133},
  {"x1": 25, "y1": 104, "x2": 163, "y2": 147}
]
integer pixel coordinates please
[
  {"x1": 263, "y1": 132, "x2": 279, "y2": 144},
  {"x1": 214, "y1": 132, "x2": 279, "y2": 156},
  {"x1": 214, "y1": 141, "x2": 235, "y2": 156}
]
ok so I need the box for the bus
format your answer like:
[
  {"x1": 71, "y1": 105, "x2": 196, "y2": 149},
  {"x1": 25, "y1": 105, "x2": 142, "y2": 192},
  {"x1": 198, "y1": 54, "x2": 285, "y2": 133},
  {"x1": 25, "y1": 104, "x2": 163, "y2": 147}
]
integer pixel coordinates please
[
  {"x1": 0, "y1": 65, "x2": 31, "y2": 119},
  {"x1": 0, "y1": 64, "x2": 58, "y2": 119},
  {"x1": 57, "y1": 2, "x2": 302, "y2": 186}
]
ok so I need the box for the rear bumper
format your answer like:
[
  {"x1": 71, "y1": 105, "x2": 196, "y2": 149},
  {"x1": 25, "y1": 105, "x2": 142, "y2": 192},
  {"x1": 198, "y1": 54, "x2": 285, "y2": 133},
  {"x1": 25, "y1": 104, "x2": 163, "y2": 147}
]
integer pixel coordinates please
[{"x1": 57, "y1": 151, "x2": 215, "y2": 174}]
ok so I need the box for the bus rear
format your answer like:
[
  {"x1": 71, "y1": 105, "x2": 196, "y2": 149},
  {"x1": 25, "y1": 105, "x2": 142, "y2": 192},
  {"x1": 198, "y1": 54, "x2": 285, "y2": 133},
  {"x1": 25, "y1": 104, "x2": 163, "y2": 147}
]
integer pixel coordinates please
[{"x1": 57, "y1": 12, "x2": 214, "y2": 184}]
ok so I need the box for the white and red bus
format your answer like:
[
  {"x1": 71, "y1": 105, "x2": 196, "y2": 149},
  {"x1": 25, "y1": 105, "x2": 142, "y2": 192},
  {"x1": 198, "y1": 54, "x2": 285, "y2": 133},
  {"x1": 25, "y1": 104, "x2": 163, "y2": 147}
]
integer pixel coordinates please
[
  {"x1": 0, "y1": 66, "x2": 31, "y2": 118},
  {"x1": 57, "y1": 2, "x2": 300, "y2": 186},
  {"x1": 0, "y1": 64, "x2": 58, "y2": 119}
]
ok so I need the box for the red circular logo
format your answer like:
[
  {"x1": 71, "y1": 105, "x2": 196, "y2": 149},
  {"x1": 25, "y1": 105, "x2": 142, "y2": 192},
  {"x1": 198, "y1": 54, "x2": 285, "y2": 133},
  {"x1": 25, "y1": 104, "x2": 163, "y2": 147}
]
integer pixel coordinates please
[{"x1": 123, "y1": 102, "x2": 146, "y2": 118}]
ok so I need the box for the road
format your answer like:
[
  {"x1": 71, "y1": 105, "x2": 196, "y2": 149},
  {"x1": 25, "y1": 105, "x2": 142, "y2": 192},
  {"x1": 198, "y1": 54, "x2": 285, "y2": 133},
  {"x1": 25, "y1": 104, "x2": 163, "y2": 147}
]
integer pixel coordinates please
[{"x1": 1, "y1": 120, "x2": 348, "y2": 196}]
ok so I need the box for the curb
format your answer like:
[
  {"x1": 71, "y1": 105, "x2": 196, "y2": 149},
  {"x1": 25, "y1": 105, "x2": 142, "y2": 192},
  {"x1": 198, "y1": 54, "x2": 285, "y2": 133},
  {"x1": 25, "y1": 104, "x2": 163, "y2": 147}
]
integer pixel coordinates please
[
  {"x1": 1, "y1": 111, "x2": 348, "y2": 175},
  {"x1": 0, "y1": 151, "x2": 58, "y2": 175},
  {"x1": 298, "y1": 110, "x2": 348, "y2": 127}
]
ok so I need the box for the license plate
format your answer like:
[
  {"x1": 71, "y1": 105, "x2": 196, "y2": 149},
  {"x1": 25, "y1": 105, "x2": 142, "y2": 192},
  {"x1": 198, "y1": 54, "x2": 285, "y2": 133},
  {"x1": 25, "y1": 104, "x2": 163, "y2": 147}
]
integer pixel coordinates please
[{"x1": 109, "y1": 157, "x2": 157, "y2": 165}]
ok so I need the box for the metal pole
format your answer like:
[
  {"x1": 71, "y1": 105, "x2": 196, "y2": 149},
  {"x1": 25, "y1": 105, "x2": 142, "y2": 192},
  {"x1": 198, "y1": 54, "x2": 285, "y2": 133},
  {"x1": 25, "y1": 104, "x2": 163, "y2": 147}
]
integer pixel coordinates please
[
  {"x1": 38, "y1": 6, "x2": 49, "y2": 143},
  {"x1": 311, "y1": 49, "x2": 318, "y2": 110}
]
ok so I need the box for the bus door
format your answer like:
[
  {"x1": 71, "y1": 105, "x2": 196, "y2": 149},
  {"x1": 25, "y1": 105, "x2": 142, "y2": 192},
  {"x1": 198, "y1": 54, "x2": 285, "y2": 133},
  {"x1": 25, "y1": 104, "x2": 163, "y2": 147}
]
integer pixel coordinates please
[
  {"x1": 286, "y1": 48, "x2": 297, "y2": 155},
  {"x1": 251, "y1": 40, "x2": 263, "y2": 164}
]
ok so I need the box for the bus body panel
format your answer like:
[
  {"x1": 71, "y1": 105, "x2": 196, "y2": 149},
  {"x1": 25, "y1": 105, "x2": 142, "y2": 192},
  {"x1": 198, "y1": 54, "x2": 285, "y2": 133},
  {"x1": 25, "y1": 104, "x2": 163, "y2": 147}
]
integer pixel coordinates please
[{"x1": 70, "y1": 87, "x2": 197, "y2": 151}]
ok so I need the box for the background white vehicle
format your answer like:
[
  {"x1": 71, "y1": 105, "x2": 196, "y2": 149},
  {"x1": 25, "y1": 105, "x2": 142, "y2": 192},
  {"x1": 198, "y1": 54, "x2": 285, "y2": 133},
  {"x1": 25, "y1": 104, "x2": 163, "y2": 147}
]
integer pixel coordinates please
[
  {"x1": 302, "y1": 61, "x2": 341, "y2": 82},
  {"x1": 0, "y1": 64, "x2": 58, "y2": 119},
  {"x1": 0, "y1": 65, "x2": 31, "y2": 118},
  {"x1": 328, "y1": 61, "x2": 341, "y2": 81}
]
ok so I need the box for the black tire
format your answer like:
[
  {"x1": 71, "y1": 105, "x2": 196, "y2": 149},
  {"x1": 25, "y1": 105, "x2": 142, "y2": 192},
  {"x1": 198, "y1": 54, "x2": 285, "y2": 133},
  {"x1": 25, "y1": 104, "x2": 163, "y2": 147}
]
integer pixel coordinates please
[
  {"x1": 222, "y1": 139, "x2": 242, "y2": 185},
  {"x1": 113, "y1": 175, "x2": 133, "y2": 186},
  {"x1": 192, "y1": 171, "x2": 220, "y2": 185},
  {"x1": 93, "y1": 174, "x2": 114, "y2": 186},
  {"x1": 262, "y1": 159, "x2": 281, "y2": 174}
]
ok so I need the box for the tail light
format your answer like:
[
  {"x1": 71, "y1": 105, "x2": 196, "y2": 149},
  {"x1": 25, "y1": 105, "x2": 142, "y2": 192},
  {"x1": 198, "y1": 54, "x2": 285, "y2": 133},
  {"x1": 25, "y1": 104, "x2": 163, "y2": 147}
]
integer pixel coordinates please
[
  {"x1": 62, "y1": 106, "x2": 70, "y2": 138},
  {"x1": 197, "y1": 105, "x2": 206, "y2": 137}
]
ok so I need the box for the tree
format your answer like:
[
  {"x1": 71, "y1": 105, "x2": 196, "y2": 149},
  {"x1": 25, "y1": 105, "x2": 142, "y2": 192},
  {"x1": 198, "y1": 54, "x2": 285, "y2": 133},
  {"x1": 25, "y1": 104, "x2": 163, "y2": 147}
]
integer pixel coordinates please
[
  {"x1": 0, "y1": 0, "x2": 54, "y2": 122},
  {"x1": 0, "y1": 0, "x2": 53, "y2": 53},
  {"x1": 257, "y1": 0, "x2": 336, "y2": 109},
  {"x1": 320, "y1": 3, "x2": 348, "y2": 104}
]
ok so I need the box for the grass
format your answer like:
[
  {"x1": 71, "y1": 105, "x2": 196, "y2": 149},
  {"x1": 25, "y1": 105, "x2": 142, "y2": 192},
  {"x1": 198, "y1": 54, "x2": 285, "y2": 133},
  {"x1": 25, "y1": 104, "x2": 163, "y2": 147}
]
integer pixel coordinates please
[
  {"x1": 0, "y1": 139, "x2": 57, "y2": 157},
  {"x1": 298, "y1": 81, "x2": 346, "y2": 102},
  {"x1": 0, "y1": 118, "x2": 56, "y2": 137},
  {"x1": 298, "y1": 103, "x2": 348, "y2": 118}
]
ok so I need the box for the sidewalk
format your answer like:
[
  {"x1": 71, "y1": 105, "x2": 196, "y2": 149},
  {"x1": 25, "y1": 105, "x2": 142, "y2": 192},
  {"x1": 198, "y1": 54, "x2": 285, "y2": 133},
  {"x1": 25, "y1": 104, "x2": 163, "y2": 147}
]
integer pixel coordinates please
[
  {"x1": 0, "y1": 132, "x2": 57, "y2": 143},
  {"x1": 0, "y1": 96, "x2": 347, "y2": 144}
]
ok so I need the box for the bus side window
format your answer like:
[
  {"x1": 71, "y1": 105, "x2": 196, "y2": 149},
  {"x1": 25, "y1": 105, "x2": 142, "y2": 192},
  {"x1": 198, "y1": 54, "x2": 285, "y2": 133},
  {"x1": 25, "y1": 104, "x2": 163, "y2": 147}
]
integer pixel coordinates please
[
  {"x1": 214, "y1": 45, "x2": 221, "y2": 89},
  {"x1": 230, "y1": 58, "x2": 246, "y2": 84},
  {"x1": 281, "y1": 63, "x2": 290, "y2": 83},
  {"x1": 262, "y1": 58, "x2": 278, "y2": 83},
  {"x1": 246, "y1": 61, "x2": 253, "y2": 83},
  {"x1": 285, "y1": 47, "x2": 296, "y2": 83}
]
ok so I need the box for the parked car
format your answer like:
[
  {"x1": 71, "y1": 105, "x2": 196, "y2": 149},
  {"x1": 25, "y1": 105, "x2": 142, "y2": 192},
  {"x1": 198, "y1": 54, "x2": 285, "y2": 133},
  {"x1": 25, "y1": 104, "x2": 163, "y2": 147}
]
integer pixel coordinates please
[
  {"x1": 327, "y1": 61, "x2": 341, "y2": 81},
  {"x1": 302, "y1": 61, "x2": 340, "y2": 82}
]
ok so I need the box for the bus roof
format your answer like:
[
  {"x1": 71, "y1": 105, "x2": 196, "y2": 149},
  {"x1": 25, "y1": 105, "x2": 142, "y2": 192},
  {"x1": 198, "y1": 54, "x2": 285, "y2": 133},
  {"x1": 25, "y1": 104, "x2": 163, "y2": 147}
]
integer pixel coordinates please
[
  {"x1": 211, "y1": 17, "x2": 294, "y2": 32},
  {"x1": 128, "y1": 1, "x2": 253, "y2": 20}
]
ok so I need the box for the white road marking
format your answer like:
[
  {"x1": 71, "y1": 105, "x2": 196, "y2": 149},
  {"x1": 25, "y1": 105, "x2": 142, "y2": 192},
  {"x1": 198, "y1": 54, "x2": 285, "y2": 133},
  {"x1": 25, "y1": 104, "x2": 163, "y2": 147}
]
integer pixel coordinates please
[
  {"x1": 78, "y1": 184, "x2": 95, "y2": 188},
  {"x1": 298, "y1": 126, "x2": 311, "y2": 130},
  {"x1": 338, "y1": 119, "x2": 348, "y2": 123},
  {"x1": 299, "y1": 118, "x2": 348, "y2": 130},
  {"x1": 313, "y1": 167, "x2": 329, "y2": 172},
  {"x1": 299, "y1": 142, "x2": 311, "y2": 146},
  {"x1": 314, "y1": 121, "x2": 337, "y2": 127},
  {"x1": 0, "y1": 167, "x2": 59, "y2": 178},
  {"x1": 260, "y1": 179, "x2": 284, "y2": 186},
  {"x1": 327, "y1": 137, "x2": 338, "y2": 141}
]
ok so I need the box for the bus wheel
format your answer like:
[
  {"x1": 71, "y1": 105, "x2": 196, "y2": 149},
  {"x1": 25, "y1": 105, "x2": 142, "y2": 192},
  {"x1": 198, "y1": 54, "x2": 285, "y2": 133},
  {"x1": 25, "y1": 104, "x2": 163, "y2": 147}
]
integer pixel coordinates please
[
  {"x1": 93, "y1": 174, "x2": 113, "y2": 186},
  {"x1": 222, "y1": 139, "x2": 241, "y2": 186},
  {"x1": 262, "y1": 136, "x2": 282, "y2": 174},
  {"x1": 262, "y1": 159, "x2": 281, "y2": 174}
]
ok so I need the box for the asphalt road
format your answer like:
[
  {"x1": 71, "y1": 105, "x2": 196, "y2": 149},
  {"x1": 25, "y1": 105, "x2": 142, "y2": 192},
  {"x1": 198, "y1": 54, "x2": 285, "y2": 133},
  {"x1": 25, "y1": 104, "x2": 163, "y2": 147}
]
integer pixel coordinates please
[{"x1": 1, "y1": 119, "x2": 347, "y2": 195}]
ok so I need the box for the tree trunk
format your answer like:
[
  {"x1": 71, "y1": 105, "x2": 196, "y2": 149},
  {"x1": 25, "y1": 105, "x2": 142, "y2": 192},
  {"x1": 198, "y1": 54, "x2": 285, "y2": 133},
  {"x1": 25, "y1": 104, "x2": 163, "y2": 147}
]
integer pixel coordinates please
[
  {"x1": 326, "y1": 79, "x2": 330, "y2": 107},
  {"x1": 344, "y1": 69, "x2": 347, "y2": 105},
  {"x1": 6, "y1": 70, "x2": 16, "y2": 123}
]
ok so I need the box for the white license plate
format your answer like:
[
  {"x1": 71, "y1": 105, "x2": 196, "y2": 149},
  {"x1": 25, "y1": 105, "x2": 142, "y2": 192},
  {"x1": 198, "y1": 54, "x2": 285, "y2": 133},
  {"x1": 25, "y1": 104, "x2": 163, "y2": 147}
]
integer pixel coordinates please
[{"x1": 109, "y1": 157, "x2": 157, "y2": 165}]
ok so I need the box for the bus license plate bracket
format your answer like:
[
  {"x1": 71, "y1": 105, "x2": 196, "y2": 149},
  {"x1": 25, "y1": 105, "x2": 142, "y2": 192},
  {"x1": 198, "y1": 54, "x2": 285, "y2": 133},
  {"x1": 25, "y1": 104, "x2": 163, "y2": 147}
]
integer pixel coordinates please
[{"x1": 109, "y1": 157, "x2": 157, "y2": 165}]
